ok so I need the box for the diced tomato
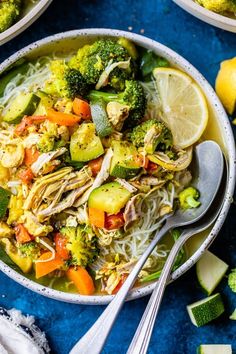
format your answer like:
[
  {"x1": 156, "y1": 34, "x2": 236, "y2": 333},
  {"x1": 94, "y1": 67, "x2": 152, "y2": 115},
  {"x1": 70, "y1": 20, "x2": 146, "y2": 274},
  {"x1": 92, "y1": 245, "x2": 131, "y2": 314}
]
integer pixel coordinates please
[
  {"x1": 24, "y1": 147, "x2": 39, "y2": 167},
  {"x1": 15, "y1": 116, "x2": 45, "y2": 136},
  {"x1": 18, "y1": 168, "x2": 34, "y2": 184},
  {"x1": 105, "y1": 212, "x2": 125, "y2": 230},
  {"x1": 147, "y1": 161, "x2": 159, "y2": 173},
  {"x1": 15, "y1": 224, "x2": 32, "y2": 244},
  {"x1": 112, "y1": 274, "x2": 128, "y2": 294},
  {"x1": 54, "y1": 233, "x2": 70, "y2": 260},
  {"x1": 88, "y1": 156, "x2": 104, "y2": 176}
]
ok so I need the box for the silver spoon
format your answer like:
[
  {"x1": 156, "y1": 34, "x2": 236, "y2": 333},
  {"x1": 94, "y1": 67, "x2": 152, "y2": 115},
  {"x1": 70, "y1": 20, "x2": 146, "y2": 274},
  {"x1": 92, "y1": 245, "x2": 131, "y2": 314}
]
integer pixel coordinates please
[
  {"x1": 127, "y1": 163, "x2": 226, "y2": 354},
  {"x1": 70, "y1": 140, "x2": 223, "y2": 354}
]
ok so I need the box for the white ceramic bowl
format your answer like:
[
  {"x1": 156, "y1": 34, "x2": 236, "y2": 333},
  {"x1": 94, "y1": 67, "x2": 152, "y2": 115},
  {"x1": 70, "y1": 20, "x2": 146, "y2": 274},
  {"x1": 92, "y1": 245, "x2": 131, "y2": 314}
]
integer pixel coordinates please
[
  {"x1": 0, "y1": 0, "x2": 53, "y2": 46},
  {"x1": 0, "y1": 29, "x2": 235, "y2": 305},
  {"x1": 173, "y1": 0, "x2": 236, "y2": 32}
]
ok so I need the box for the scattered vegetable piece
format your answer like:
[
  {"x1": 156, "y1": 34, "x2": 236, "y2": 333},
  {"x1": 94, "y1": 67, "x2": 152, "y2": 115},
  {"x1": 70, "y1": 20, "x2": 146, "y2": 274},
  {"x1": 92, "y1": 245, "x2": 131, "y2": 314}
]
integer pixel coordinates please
[
  {"x1": 66, "y1": 267, "x2": 95, "y2": 295},
  {"x1": 197, "y1": 344, "x2": 232, "y2": 354},
  {"x1": 187, "y1": 293, "x2": 224, "y2": 327},
  {"x1": 228, "y1": 269, "x2": 236, "y2": 292},
  {"x1": 229, "y1": 309, "x2": 236, "y2": 320},
  {"x1": 196, "y1": 251, "x2": 229, "y2": 295}
]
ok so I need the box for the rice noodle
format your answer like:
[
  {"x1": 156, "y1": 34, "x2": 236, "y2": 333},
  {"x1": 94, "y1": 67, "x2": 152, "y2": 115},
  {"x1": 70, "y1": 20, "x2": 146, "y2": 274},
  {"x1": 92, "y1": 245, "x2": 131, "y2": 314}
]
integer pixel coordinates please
[{"x1": 91, "y1": 184, "x2": 174, "y2": 273}]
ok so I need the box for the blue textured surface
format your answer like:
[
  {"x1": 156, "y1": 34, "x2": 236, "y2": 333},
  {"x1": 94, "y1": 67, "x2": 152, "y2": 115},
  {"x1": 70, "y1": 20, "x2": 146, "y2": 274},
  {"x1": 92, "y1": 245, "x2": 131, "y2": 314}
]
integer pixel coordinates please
[{"x1": 0, "y1": 1, "x2": 236, "y2": 353}]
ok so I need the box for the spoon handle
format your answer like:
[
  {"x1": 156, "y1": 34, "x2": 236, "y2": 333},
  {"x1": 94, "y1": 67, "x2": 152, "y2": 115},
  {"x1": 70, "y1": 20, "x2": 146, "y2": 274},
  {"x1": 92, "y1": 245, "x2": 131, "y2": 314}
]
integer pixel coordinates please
[
  {"x1": 69, "y1": 222, "x2": 171, "y2": 354},
  {"x1": 127, "y1": 232, "x2": 188, "y2": 354}
]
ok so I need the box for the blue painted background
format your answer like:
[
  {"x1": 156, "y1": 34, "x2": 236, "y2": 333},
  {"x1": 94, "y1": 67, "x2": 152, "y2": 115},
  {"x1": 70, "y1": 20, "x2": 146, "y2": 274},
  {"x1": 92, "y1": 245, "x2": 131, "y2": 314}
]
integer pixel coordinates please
[{"x1": 0, "y1": 1, "x2": 236, "y2": 353}]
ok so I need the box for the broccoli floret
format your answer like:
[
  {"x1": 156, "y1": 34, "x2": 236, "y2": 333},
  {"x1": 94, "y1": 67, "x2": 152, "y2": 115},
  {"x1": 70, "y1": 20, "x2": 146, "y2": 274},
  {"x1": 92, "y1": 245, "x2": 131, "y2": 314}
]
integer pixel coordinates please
[
  {"x1": 70, "y1": 39, "x2": 137, "y2": 91},
  {"x1": 228, "y1": 269, "x2": 236, "y2": 292},
  {"x1": 0, "y1": 0, "x2": 22, "y2": 33},
  {"x1": 179, "y1": 187, "x2": 201, "y2": 210},
  {"x1": 65, "y1": 68, "x2": 91, "y2": 98},
  {"x1": 130, "y1": 119, "x2": 173, "y2": 153},
  {"x1": 37, "y1": 134, "x2": 55, "y2": 153},
  {"x1": 89, "y1": 80, "x2": 146, "y2": 128},
  {"x1": 60, "y1": 226, "x2": 99, "y2": 267},
  {"x1": 44, "y1": 60, "x2": 90, "y2": 99},
  {"x1": 196, "y1": 0, "x2": 236, "y2": 13},
  {"x1": 19, "y1": 241, "x2": 41, "y2": 260}
]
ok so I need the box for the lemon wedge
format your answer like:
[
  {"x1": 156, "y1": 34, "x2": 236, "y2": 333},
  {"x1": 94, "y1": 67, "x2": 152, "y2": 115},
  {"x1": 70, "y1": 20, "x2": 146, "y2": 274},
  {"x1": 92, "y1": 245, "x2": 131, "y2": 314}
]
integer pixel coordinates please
[
  {"x1": 215, "y1": 57, "x2": 236, "y2": 115},
  {"x1": 153, "y1": 67, "x2": 208, "y2": 148}
]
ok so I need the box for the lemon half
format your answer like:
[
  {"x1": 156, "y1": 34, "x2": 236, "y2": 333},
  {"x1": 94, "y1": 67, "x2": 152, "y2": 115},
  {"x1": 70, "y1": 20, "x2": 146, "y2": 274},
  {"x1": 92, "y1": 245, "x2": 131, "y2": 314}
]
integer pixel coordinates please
[
  {"x1": 215, "y1": 57, "x2": 236, "y2": 115},
  {"x1": 153, "y1": 67, "x2": 208, "y2": 148}
]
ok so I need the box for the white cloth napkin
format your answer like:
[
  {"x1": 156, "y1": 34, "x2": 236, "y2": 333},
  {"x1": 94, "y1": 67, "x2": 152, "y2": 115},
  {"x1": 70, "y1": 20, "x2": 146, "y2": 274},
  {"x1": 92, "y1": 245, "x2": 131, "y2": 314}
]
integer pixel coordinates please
[{"x1": 0, "y1": 308, "x2": 50, "y2": 354}]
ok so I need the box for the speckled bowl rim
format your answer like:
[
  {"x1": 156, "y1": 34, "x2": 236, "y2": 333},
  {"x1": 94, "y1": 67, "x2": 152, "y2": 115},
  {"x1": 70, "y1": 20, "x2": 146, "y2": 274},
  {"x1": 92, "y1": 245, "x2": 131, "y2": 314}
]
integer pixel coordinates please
[
  {"x1": 173, "y1": 0, "x2": 236, "y2": 33},
  {"x1": 0, "y1": 29, "x2": 235, "y2": 305},
  {"x1": 0, "y1": 0, "x2": 53, "y2": 46}
]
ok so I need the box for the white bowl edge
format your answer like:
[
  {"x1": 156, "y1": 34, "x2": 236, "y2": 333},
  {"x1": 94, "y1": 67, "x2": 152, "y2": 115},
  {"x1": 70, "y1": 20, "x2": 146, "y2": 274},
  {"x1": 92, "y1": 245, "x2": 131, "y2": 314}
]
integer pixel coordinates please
[
  {"x1": 0, "y1": 0, "x2": 53, "y2": 46},
  {"x1": 0, "y1": 28, "x2": 235, "y2": 305},
  {"x1": 173, "y1": 0, "x2": 236, "y2": 33}
]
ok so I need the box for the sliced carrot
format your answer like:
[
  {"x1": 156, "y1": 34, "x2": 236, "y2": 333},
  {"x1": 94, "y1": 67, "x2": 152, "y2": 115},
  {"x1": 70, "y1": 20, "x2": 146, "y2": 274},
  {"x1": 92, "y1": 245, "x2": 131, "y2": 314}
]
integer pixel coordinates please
[
  {"x1": 66, "y1": 267, "x2": 95, "y2": 295},
  {"x1": 46, "y1": 108, "x2": 81, "y2": 126},
  {"x1": 88, "y1": 156, "x2": 104, "y2": 176},
  {"x1": 72, "y1": 98, "x2": 91, "y2": 120},
  {"x1": 18, "y1": 168, "x2": 34, "y2": 184},
  {"x1": 14, "y1": 224, "x2": 32, "y2": 244},
  {"x1": 35, "y1": 251, "x2": 64, "y2": 279},
  {"x1": 54, "y1": 233, "x2": 70, "y2": 260},
  {"x1": 88, "y1": 207, "x2": 105, "y2": 228},
  {"x1": 24, "y1": 147, "x2": 40, "y2": 167}
]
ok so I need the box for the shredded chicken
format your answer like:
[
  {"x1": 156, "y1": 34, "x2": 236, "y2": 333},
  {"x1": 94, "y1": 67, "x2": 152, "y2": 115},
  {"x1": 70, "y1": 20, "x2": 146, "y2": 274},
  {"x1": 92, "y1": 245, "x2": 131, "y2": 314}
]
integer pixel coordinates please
[{"x1": 107, "y1": 102, "x2": 130, "y2": 131}]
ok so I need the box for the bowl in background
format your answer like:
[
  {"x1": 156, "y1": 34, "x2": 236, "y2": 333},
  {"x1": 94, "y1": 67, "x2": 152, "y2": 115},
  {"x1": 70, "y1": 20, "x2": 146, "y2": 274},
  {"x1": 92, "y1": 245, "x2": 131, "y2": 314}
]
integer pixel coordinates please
[
  {"x1": 0, "y1": 0, "x2": 53, "y2": 46},
  {"x1": 173, "y1": 0, "x2": 236, "y2": 32}
]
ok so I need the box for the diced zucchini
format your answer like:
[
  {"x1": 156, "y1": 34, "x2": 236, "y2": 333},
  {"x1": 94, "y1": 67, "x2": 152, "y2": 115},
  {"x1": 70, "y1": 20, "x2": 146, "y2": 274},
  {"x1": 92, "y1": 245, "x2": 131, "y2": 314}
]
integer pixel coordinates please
[
  {"x1": 0, "y1": 187, "x2": 11, "y2": 218},
  {"x1": 90, "y1": 98, "x2": 114, "y2": 137},
  {"x1": 110, "y1": 141, "x2": 141, "y2": 179},
  {"x1": 70, "y1": 123, "x2": 104, "y2": 162},
  {"x1": 197, "y1": 345, "x2": 232, "y2": 354},
  {"x1": 1, "y1": 239, "x2": 32, "y2": 273},
  {"x1": 3, "y1": 92, "x2": 40, "y2": 124},
  {"x1": 187, "y1": 293, "x2": 224, "y2": 327},
  {"x1": 34, "y1": 91, "x2": 54, "y2": 115},
  {"x1": 88, "y1": 181, "x2": 132, "y2": 214},
  {"x1": 0, "y1": 61, "x2": 30, "y2": 97},
  {"x1": 230, "y1": 309, "x2": 236, "y2": 320},
  {"x1": 196, "y1": 251, "x2": 228, "y2": 295}
]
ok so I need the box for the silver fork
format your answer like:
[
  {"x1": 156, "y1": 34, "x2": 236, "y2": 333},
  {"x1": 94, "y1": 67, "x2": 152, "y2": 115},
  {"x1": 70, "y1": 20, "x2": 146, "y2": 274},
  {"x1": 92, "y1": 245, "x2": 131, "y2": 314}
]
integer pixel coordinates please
[{"x1": 126, "y1": 169, "x2": 227, "y2": 354}]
